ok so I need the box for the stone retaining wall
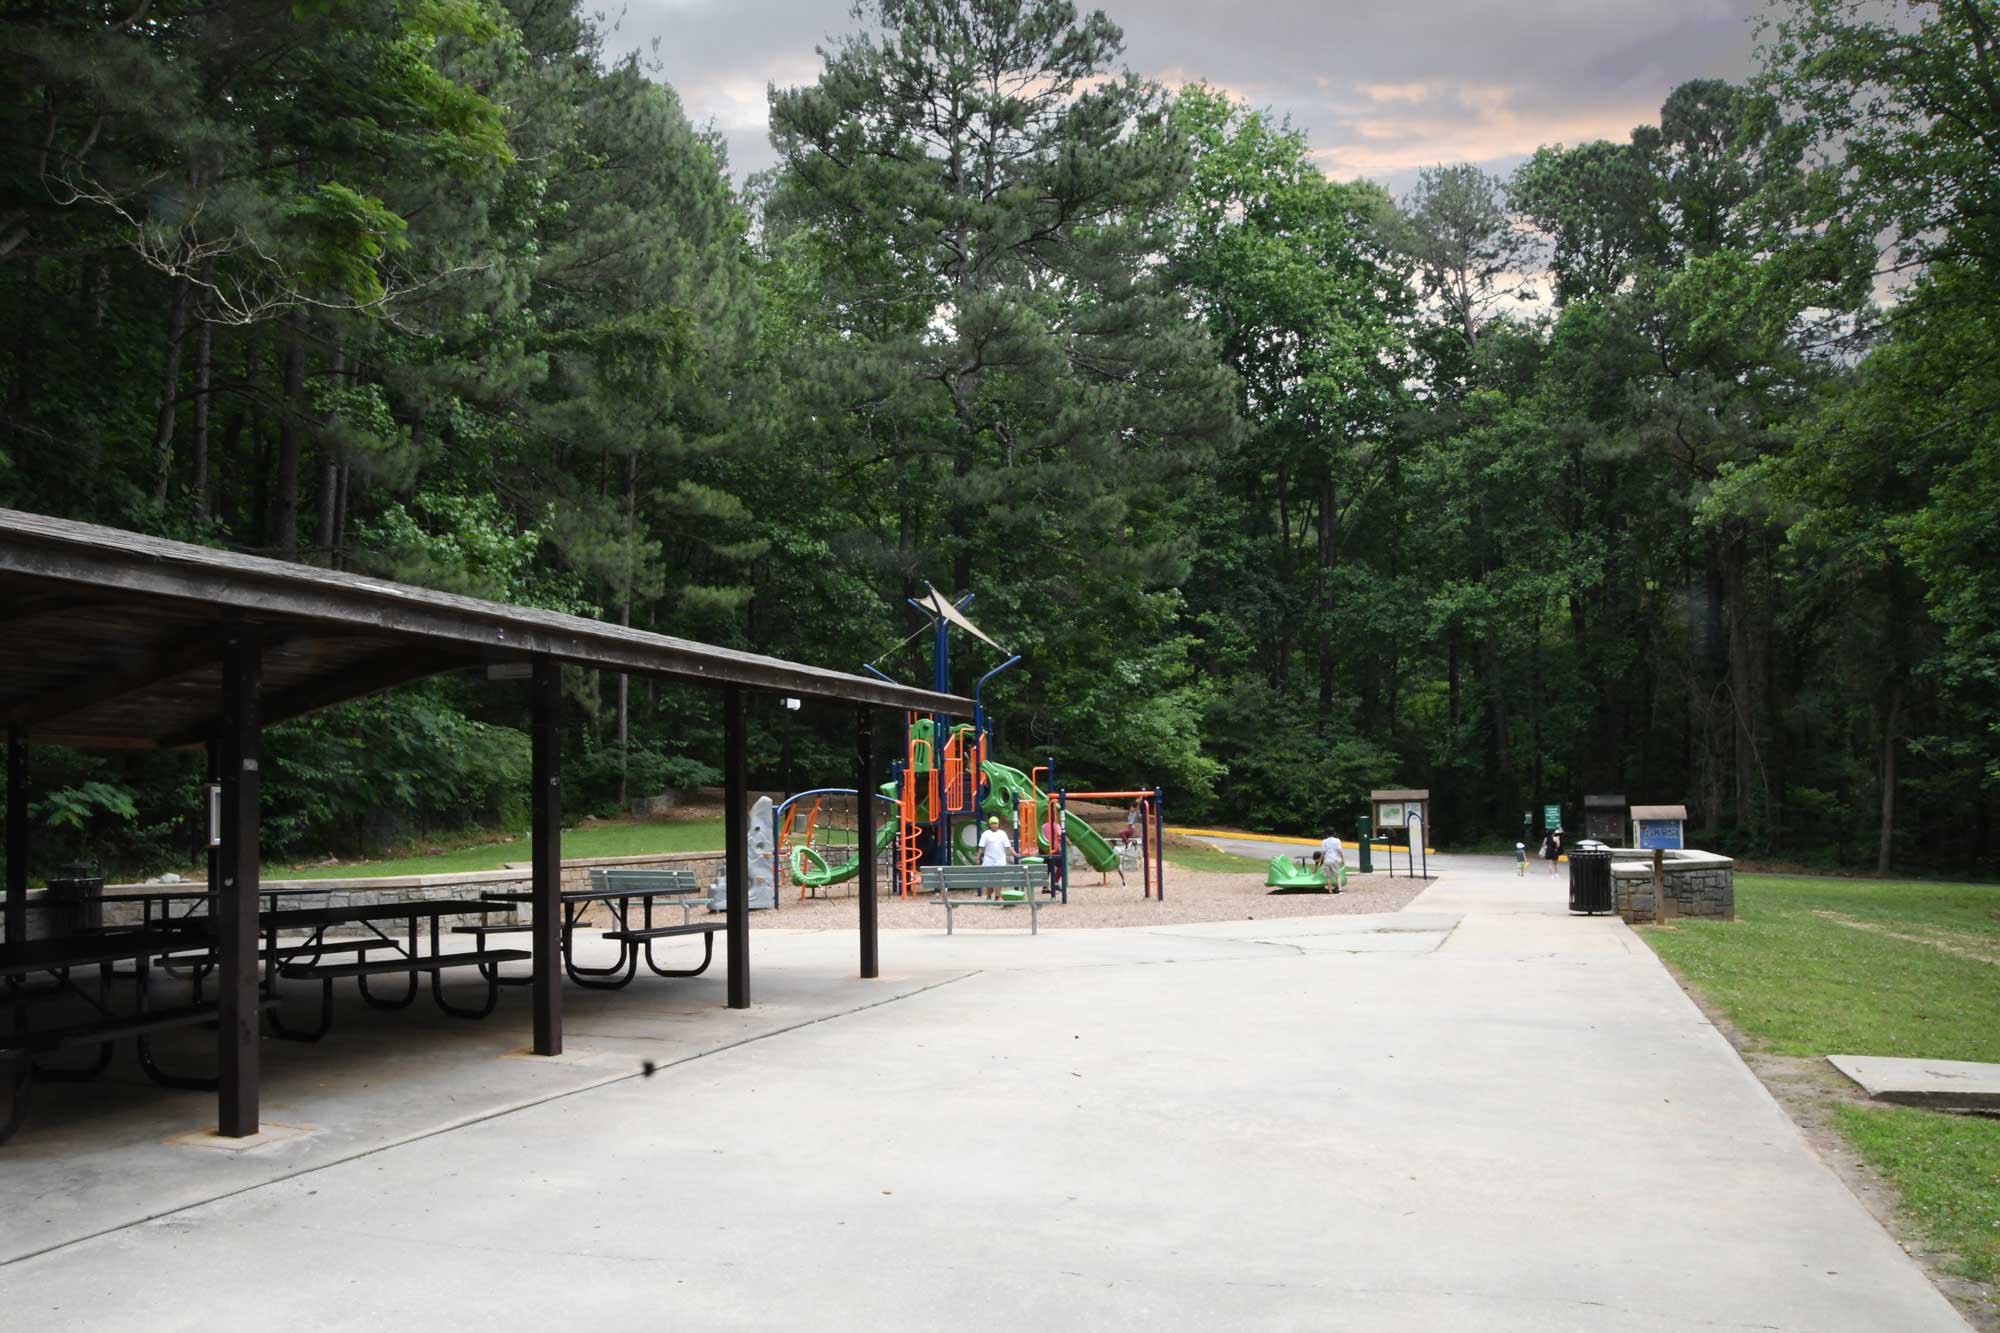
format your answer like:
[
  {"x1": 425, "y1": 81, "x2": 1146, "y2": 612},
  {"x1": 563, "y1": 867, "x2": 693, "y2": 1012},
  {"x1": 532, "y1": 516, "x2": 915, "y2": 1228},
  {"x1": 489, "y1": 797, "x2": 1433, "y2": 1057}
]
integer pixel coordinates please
[{"x1": 1606, "y1": 848, "x2": 1734, "y2": 924}]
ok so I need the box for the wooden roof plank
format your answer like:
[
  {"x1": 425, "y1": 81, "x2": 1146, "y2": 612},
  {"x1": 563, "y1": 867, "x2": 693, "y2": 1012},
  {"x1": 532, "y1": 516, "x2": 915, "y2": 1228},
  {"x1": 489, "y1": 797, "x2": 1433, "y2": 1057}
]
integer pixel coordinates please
[{"x1": 0, "y1": 508, "x2": 970, "y2": 720}]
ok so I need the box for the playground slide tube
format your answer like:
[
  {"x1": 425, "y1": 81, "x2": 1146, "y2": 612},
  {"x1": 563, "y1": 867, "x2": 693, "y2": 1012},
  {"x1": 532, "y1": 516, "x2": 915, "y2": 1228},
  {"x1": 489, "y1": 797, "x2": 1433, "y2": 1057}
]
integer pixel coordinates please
[
  {"x1": 791, "y1": 820, "x2": 898, "y2": 888},
  {"x1": 776, "y1": 789, "x2": 899, "y2": 889},
  {"x1": 981, "y1": 760, "x2": 1124, "y2": 874}
]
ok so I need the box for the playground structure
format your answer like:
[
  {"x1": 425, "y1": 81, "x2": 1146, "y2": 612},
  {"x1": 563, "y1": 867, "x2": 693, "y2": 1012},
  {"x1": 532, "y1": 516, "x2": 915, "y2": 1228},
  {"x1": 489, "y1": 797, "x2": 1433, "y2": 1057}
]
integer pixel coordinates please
[
  {"x1": 775, "y1": 788, "x2": 898, "y2": 900},
  {"x1": 1265, "y1": 853, "x2": 1344, "y2": 892},
  {"x1": 775, "y1": 585, "x2": 1167, "y2": 904}
]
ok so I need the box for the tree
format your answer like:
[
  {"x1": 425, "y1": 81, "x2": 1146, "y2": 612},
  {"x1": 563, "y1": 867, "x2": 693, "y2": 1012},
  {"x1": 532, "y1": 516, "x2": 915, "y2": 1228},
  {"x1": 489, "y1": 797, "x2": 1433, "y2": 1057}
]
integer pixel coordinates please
[
  {"x1": 766, "y1": 0, "x2": 1236, "y2": 618},
  {"x1": 1169, "y1": 87, "x2": 1415, "y2": 717},
  {"x1": 1396, "y1": 164, "x2": 1537, "y2": 351},
  {"x1": 1510, "y1": 140, "x2": 1654, "y2": 303}
]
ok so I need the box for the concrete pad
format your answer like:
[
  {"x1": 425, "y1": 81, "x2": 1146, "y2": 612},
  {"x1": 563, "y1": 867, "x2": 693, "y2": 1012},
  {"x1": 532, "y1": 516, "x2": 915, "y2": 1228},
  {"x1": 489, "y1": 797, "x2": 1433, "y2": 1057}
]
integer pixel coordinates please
[
  {"x1": 0, "y1": 906, "x2": 1969, "y2": 1332},
  {"x1": 0, "y1": 935, "x2": 969, "y2": 1266},
  {"x1": 1829, "y1": 1054, "x2": 2000, "y2": 1112},
  {"x1": 1440, "y1": 911, "x2": 1636, "y2": 956},
  {"x1": 161, "y1": 1122, "x2": 318, "y2": 1154}
]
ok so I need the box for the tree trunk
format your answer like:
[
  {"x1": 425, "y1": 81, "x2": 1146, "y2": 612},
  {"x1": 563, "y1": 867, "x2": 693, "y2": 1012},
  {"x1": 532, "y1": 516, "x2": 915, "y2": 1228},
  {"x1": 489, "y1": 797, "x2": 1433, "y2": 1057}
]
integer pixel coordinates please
[
  {"x1": 333, "y1": 457, "x2": 351, "y2": 569},
  {"x1": 190, "y1": 304, "x2": 213, "y2": 521},
  {"x1": 1315, "y1": 467, "x2": 1338, "y2": 720},
  {"x1": 615, "y1": 453, "x2": 637, "y2": 807},
  {"x1": 1721, "y1": 525, "x2": 1769, "y2": 844},
  {"x1": 1876, "y1": 680, "x2": 1902, "y2": 876},
  {"x1": 151, "y1": 276, "x2": 194, "y2": 504},
  {"x1": 316, "y1": 347, "x2": 344, "y2": 565},
  {"x1": 1481, "y1": 632, "x2": 1508, "y2": 830},
  {"x1": 272, "y1": 319, "x2": 306, "y2": 558}
]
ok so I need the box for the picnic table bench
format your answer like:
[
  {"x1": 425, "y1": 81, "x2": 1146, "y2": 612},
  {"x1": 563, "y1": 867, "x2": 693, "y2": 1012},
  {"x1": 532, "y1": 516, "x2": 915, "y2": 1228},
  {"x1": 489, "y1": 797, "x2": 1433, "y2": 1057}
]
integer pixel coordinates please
[
  {"x1": 922, "y1": 863, "x2": 1052, "y2": 934},
  {"x1": 482, "y1": 868, "x2": 722, "y2": 990},
  {"x1": 260, "y1": 899, "x2": 526, "y2": 1035},
  {"x1": 2, "y1": 929, "x2": 279, "y2": 1143}
]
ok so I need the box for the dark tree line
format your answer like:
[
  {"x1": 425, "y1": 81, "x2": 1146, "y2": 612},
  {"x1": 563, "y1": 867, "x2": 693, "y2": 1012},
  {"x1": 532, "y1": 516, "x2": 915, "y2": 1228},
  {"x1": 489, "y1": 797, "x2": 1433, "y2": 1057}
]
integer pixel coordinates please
[{"x1": 2, "y1": 0, "x2": 1995, "y2": 876}]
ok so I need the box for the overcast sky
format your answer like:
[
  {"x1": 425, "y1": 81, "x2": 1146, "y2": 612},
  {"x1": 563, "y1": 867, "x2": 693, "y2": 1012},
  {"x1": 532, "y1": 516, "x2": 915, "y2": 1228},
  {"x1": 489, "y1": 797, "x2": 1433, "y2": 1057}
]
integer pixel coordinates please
[{"x1": 605, "y1": 0, "x2": 1766, "y2": 196}]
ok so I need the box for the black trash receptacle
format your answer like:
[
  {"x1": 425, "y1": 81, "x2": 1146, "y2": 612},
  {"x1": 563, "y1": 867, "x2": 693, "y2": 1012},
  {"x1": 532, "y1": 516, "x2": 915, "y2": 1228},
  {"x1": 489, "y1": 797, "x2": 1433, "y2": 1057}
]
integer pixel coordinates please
[
  {"x1": 1567, "y1": 841, "x2": 1613, "y2": 915},
  {"x1": 43, "y1": 865, "x2": 106, "y2": 936}
]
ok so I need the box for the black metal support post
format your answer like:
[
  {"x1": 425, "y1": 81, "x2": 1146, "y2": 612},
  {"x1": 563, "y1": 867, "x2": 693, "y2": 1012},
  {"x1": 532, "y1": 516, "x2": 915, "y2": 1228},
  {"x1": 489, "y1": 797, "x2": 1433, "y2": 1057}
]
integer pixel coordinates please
[
  {"x1": 530, "y1": 655, "x2": 563, "y2": 1056},
  {"x1": 5, "y1": 726, "x2": 25, "y2": 948},
  {"x1": 856, "y1": 708, "x2": 878, "y2": 980},
  {"x1": 723, "y1": 686, "x2": 749, "y2": 1009},
  {"x1": 217, "y1": 628, "x2": 261, "y2": 1137}
]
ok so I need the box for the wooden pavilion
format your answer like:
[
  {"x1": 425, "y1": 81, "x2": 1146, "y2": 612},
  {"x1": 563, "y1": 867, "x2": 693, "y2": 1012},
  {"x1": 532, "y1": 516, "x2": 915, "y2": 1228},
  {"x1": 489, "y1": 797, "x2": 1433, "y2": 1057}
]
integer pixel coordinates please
[{"x1": 0, "y1": 508, "x2": 969, "y2": 1138}]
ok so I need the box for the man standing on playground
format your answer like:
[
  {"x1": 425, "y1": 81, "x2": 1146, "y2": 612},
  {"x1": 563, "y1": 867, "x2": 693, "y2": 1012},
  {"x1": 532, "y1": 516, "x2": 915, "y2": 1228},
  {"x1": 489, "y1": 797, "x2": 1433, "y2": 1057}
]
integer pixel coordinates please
[
  {"x1": 1316, "y1": 833, "x2": 1345, "y2": 893},
  {"x1": 978, "y1": 815, "x2": 1015, "y2": 896}
]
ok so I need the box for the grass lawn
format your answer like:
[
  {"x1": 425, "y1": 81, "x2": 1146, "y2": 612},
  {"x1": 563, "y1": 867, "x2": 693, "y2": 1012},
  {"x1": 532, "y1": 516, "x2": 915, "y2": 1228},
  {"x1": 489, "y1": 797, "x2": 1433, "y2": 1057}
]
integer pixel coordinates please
[
  {"x1": 264, "y1": 818, "x2": 727, "y2": 880},
  {"x1": 1164, "y1": 837, "x2": 1274, "y2": 875},
  {"x1": 1644, "y1": 873, "x2": 2000, "y2": 1285}
]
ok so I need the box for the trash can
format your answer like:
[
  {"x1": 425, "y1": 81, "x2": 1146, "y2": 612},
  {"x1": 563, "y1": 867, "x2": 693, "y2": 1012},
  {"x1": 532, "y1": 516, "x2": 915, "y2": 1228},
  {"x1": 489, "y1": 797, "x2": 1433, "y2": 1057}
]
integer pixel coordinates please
[
  {"x1": 1567, "y1": 841, "x2": 1613, "y2": 915},
  {"x1": 43, "y1": 864, "x2": 106, "y2": 936}
]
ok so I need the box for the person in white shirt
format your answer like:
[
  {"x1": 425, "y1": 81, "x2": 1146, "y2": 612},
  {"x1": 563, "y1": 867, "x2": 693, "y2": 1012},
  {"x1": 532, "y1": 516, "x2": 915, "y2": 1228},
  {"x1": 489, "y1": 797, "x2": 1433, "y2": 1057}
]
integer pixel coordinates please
[
  {"x1": 977, "y1": 815, "x2": 1014, "y2": 883},
  {"x1": 1317, "y1": 834, "x2": 1345, "y2": 893}
]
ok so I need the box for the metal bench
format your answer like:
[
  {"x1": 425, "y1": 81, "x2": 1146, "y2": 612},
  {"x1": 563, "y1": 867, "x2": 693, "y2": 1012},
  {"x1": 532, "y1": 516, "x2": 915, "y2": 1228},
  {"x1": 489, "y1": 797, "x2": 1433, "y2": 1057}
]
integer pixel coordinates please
[
  {"x1": 448, "y1": 921, "x2": 535, "y2": 985},
  {"x1": 582, "y1": 870, "x2": 717, "y2": 986},
  {"x1": 2, "y1": 996, "x2": 288, "y2": 1140},
  {"x1": 922, "y1": 863, "x2": 1051, "y2": 934},
  {"x1": 274, "y1": 948, "x2": 530, "y2": 1034},
  {"x1": 2, "y1": 931, "x2": 284, "y2": 1140},
  {"x1": 588, "y1": 868, "x2": 706, "y2": 922}
]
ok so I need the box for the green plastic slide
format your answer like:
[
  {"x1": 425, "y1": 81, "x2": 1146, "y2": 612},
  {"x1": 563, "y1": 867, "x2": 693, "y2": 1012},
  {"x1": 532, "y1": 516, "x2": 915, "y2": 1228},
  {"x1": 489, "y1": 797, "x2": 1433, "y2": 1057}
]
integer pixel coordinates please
[
  {"x1": 979, "y1": 759, "x2": 1123, "y2": 875},
  {"x1": 1264, "y1": 853, "x2": 1341, "y2": 891},
  {"x1": 790, "y1": 818, "x2": 897, "y2": 888}
]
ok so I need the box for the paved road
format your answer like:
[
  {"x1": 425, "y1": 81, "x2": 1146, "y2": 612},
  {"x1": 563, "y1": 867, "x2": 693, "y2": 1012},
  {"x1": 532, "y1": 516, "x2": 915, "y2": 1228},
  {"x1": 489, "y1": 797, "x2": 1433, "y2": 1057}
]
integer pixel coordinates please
[{"x1": 0, "y1": 862, "x2": 1968, "y2": 1331}]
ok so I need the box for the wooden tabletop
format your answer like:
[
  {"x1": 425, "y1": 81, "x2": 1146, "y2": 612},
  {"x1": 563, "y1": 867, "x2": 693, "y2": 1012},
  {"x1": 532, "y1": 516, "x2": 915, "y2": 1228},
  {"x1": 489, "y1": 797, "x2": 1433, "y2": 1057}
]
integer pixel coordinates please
[{"x1": 1, "y1": 929, "x2": 213, "y2": 977}]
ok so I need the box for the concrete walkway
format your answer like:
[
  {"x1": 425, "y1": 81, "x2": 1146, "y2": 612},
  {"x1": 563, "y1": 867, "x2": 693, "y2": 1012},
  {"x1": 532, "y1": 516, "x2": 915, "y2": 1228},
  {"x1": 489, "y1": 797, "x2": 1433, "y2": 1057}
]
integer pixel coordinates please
[{"x1": 0, "y1": 859, "x2": 1969, "y2": 1331}]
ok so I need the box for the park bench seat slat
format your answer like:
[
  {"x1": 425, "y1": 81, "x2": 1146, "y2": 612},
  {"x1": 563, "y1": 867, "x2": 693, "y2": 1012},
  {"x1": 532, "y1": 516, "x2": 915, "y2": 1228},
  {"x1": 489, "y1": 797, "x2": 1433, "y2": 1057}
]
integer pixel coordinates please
[
  {"x1": 600, "y1": 922, "x2": 726, "y2": 943},
  {"x1": 588, "y1": 869, "x2": 702, "y2": 895},
  {"x1": 279, "y1": 949, "x2": 530, "y2": 982},
  {"x1": 155, "y1": 938, "x2": 400, "y2": 966},
  {"x1": 1, "y1": 997, "x2": 280, "y2": 1058}
]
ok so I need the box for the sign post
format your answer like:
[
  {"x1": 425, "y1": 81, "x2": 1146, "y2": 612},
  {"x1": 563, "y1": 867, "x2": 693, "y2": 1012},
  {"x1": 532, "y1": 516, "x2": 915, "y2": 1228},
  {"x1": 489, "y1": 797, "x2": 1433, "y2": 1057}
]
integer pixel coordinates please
[{"x1": 1543, "y1": 803, "x2": 1562, "y2": 833}]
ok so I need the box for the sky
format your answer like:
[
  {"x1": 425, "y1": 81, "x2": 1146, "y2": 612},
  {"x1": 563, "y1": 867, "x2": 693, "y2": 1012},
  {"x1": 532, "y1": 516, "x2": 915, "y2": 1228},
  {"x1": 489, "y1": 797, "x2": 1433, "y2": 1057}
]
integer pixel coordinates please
[{"x1": 604, "y1": 0, "x2": 1766, "y2": 196}]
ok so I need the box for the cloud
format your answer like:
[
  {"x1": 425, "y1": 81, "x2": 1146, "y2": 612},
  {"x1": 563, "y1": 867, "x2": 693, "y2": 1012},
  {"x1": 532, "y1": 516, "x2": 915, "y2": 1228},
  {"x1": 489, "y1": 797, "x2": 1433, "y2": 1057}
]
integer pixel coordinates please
[{"x1": 607, "y1": 0, "x2": 1763, "y2": 193}]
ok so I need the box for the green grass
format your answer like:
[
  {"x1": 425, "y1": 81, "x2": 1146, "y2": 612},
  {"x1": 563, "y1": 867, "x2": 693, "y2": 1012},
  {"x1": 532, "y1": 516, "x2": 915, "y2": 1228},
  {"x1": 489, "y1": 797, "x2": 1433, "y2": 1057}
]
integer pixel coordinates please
[
  {"x1": 1833, "y1": 1104, "x2": 2000, "y2": 1282},
  {"x1": 1164, "y1": 839, "x2": 1274, "y2": 875},
  {"x1": 264, "y1": 818, "x2": 727, "y2": 880},
  {"x1": 1642, "y1": 873, "x2": 2000, "y2": 1286},
  {"x1": 1645, "y1": 874, "x2": 2000, "y2": 1061}
]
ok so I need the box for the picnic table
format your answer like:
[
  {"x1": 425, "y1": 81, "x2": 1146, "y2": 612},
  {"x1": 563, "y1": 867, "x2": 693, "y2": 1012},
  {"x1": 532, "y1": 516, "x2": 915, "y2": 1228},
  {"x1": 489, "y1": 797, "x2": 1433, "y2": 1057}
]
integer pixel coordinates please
[
  {"x1": 484, "y1": 868, "x2": 723, "y2": 990},
  {"x1": 0, "y1": 894, "x2": 521, "y2": 1144},
  {"x1": 2, "y1": 926, "x2": 268, "y2": 1143}
]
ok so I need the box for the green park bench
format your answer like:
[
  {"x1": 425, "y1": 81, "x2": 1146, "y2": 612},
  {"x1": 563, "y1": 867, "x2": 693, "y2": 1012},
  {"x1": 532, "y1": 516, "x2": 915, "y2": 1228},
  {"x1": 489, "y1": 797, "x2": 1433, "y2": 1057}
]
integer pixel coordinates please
[{"x1": 921, "y1": 862, "x2": 1052, "y2": 935}]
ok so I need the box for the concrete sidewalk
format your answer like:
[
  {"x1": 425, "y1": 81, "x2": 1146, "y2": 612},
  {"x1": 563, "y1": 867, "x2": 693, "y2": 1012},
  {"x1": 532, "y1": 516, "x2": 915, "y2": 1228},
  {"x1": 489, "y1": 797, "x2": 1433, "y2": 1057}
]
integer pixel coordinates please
[{"x1": 0, "y1": 864, "x2": 1969, "y2": 1331}]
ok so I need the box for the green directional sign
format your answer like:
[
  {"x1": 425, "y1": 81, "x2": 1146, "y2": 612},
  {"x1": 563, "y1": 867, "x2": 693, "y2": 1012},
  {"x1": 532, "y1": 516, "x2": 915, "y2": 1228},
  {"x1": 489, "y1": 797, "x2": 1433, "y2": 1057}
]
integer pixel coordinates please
[{"x1": 1543, "y1": 803, "x2": 1562, "y2": 831}]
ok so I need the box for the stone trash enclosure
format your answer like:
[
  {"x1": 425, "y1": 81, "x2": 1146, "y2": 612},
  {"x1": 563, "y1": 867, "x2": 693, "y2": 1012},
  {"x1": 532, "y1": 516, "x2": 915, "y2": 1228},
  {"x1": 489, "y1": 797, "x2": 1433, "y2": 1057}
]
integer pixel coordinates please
[{"x1": 1606, "y1": 848, "x2": 1734, "y2": 924}]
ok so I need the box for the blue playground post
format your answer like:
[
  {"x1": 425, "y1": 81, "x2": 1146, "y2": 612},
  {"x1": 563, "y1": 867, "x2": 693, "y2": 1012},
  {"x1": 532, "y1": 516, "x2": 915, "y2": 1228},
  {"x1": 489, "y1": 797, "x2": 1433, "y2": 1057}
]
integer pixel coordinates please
[
  {"x1": 1055, "y1": 787, "x2": 1071, "y2": 903},
  {"x1": 1153, "y1": 785, "x2": 1166, "y2": 900}
]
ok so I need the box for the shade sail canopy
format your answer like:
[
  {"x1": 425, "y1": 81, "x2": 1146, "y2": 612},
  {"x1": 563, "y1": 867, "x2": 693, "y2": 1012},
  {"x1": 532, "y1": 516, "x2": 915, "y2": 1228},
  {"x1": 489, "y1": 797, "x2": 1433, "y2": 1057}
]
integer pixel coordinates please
[{"x1": 0, "y1": 508, "x2": 970, "y2": 748}]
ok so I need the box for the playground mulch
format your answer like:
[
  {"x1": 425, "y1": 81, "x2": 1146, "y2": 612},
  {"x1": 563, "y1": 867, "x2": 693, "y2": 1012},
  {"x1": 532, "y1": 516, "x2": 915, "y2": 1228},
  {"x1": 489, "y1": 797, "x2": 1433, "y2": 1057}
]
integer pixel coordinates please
[{"x1": 757, "y1": 864, "x2": 1428, "y2": 930}]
